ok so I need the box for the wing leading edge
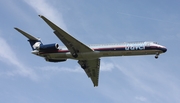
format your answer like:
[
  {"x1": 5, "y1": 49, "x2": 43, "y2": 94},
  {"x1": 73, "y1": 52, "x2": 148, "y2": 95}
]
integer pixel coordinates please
[
  {"x1": 39, "y1": 15, "x2": 100, "y2": 87},
  {"x1": 39, "y1": 15, "x2": 93, "y2": 58}
]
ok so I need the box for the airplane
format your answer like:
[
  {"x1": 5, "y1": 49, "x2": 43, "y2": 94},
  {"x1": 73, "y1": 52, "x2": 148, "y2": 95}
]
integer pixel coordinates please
[{"x1": 14, "y1": 15, "x2": 167, "y2": 87}]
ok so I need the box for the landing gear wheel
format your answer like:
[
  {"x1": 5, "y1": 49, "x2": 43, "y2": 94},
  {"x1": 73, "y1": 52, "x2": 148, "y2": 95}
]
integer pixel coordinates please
[
  {"x1": 155, "y1": 53, "x2": 159, "y2": 59},
  {"x1": 155, "y1": 55, "x2": 158, "y2": 59}
]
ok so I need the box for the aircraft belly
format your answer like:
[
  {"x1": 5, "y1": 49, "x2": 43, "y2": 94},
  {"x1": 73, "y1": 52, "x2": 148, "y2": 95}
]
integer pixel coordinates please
[
  {"x1": 99, "y1": 50, "x2": 162, "y2": 57},
  {"x1": 39, "y1": 51, "x2": 102, "y2": 60},
  {"x1": 39, "y1": 49, "x2": 163, "y2": 59},
  {"x1": 100, "y1": 51, "x2": 124, "y2": 57},
  {"x1": 40, "y1": 53, "x2": 68, "y2": 60},
  {"x1": 121, "y1": 50, "x2": 157, "y2": 56}
]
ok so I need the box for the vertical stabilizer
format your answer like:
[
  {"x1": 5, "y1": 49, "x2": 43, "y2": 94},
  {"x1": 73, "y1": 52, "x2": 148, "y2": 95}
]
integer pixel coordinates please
[{"x1": 14, "y1": 27, "x2": 42, "y2": 50}]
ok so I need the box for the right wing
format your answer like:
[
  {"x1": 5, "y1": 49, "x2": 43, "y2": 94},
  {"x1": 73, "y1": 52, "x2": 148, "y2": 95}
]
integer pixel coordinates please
[
  {"x1": 39, "y1": 15, "x2": 93, "y2": 57},
  {"x1": 39, "y1": 15, "x2": 101, "y2": 86},
  {"x1": 78, "y1": 59, "x2": 100, "y2": 87}
]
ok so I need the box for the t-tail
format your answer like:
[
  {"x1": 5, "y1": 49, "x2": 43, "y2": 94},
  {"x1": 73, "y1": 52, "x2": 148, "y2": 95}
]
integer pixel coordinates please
[
  {"x1": 14, "y1": 27, "x2": 59, "y2": 52},
  {"x1": 14, "y1": 28, "x2": 42, "y2": 50}
]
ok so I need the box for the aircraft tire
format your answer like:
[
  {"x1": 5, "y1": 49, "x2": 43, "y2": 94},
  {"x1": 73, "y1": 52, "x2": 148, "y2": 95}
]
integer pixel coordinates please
[{"x1": 155, "y1": 55, "x2": 158, "y2": 59}]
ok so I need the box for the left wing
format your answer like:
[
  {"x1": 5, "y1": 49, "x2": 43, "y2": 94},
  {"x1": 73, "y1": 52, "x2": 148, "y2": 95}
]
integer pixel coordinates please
[
  {"x1": 78, "y1": 59, "x2": 100, "y2": 87},
  {"x1": 39, "y1": 15, "x2": 93, "y2": 58}
]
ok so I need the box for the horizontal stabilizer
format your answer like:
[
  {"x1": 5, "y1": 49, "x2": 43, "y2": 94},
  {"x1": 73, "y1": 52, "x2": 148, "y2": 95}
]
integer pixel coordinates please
[{"x1": 14, "y1": 27, "x2": 39, "y2": 41}]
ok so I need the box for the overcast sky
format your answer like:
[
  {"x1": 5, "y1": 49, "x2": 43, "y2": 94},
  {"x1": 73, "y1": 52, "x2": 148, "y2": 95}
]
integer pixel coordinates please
[{"x1": 0, "y1": 0, "x2": 180, "y2": 103}]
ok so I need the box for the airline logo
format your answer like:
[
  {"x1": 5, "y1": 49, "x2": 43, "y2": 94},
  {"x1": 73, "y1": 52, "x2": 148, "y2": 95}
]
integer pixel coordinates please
[{"x1": 125, "y1": 43, "x2": 145, "y2": 50}]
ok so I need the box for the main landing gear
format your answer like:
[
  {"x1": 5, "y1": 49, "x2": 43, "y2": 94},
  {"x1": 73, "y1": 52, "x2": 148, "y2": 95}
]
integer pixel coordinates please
[
  {"x1": 72, "y1": 50, "x2": 79, "y2": 58},
  {"x1": 72, "y1": 53, "x2": 78, "y2": 58}
]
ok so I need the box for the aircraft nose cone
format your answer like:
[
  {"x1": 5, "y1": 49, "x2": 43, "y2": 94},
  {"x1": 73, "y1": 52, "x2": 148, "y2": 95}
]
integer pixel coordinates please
[{"x1": 162, "y1": 47, "x2": 167, "y2": 53}]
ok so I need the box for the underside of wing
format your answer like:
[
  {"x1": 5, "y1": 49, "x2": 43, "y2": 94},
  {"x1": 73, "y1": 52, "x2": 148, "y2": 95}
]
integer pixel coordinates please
[
  {"x1": 39, "y1": 15, "x2": 100, "y2": 87},
  {"x1": 39, "y1": 15, "x2": 93, "y2": 58},
  {"x1": 78, "y1": 59, "x2": 100, "y2": 87}
]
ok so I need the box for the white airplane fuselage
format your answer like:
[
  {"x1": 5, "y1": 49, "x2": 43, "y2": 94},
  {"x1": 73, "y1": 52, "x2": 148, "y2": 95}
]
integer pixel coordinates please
[
  {"x1": 33, "y1": 41, "x2": 167, "y2": 61},
  {"x1": 15, "y1": 15, "x2": 167, "y2": 87}
]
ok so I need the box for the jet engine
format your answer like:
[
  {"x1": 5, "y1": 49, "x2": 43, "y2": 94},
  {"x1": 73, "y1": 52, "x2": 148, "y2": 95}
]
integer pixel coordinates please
[{"x1": 33, "y1": 43, "x2": 59, "y2": 51}]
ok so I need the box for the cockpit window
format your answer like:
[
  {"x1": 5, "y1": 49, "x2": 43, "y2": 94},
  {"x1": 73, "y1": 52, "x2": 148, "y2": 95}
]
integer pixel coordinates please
[{"x1": 153, "y1": 42, "x2": 158, "y2": 44}]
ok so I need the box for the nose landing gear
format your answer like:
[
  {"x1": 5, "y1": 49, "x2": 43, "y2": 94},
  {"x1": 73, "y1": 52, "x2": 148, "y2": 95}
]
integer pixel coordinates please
[{"x1": 155, "y1": 53, "x2": 159, "y2": 59}]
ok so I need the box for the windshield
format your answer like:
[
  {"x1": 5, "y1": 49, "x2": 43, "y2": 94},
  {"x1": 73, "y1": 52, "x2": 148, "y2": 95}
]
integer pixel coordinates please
[{"x1": 153, "y1": 42, "x2": 158, "y2": 44}]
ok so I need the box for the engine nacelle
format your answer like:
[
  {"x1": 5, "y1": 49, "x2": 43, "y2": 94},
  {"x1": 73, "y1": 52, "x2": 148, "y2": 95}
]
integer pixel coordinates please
[
  {"x1": 45, "y1": 58, "x2": 67, "y2": 62},
  {"x1": 33, "y1": 43, "x2": 59, "y2": 51}
]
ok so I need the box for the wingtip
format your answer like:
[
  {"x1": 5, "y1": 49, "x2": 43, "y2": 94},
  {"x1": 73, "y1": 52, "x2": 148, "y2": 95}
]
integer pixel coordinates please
[
  {"x1": 14, "y1": 27, "x2": 19, "y2": 31},
  {"x1": 38, "y1": 15, "x2": 43, "y2": 18},
  {"x1": 14, "y1": 27, "x2": 22, "y2": 32},
  {"x1": 94, "y1": 85, "x2": 98, "y2": 87}
]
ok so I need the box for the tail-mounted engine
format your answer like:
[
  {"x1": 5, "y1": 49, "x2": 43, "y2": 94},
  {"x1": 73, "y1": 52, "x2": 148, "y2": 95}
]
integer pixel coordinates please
[{"x1": 33, "y1": 42, "x2": 59, "y2": 51}]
